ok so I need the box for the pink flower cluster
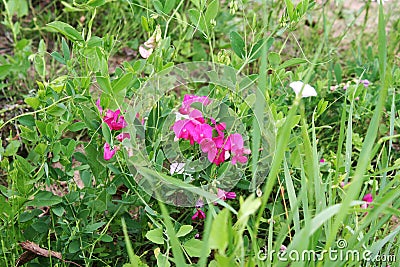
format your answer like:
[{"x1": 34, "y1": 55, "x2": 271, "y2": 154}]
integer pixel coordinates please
[
  {"x1": 172, "y1": 95, "x2": 251, "y2": 165},
  {"x1": 96, "y1": 99, "x2": 131, "y2": 161},
  {"x1": 192, "y1": 188, "x2": 236, "y2": 221}
]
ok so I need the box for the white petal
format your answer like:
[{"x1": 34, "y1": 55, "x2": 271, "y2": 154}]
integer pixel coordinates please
[
  {"x1": 139, "y1": 46, "x2": 153, "y2": 59},
  {"x1": 170, "y1": 162, "x2": 185, "y2": 175},
  {"x1": 175, "y1": 112, "x2": 189, "y2": 121},
  {"x1": 289, "y1": 81, "x2": 317, "y2": 98}
]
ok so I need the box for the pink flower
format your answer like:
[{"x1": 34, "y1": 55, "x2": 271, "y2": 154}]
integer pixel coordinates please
[
  {"x1": 192, "y1": 209, "x2": 206, "y2": 220},
  {"x1": 224, "y1": 133, "x2": 251, "y2": 165},
  {"x1": 193, "y1": 123, "x2": 213, "y2": 143},
  {"x1": 179, "y1": 95, "x2": 211, "y2": 115},
  {"x1": 195, "y1": 199, "x2": 204, "y2": 208},
  {"x1": 116, "y1": 133, "x2": 131, "y2": 142},
  {"x1": 172, "y1": 119, "x2": 197, "y2": 145},
  {"x1": 104, "y1": 143, "x2": 117, "y2": 160},
  {"x1": 361, "y1": 193, "x2": 373, "y2": 209},
  {"x1": 96, "y1": 98, "x2": 103, "y2": 113},
  {"x1": 200, "y1": 138, "x2": 217, "y2": 162},
  {"x1": 103, "y1": 109, "x2": 127, "y2": 131},
  {"x1": 280, "y1": 245, "x2": 287, "y2": 252},
  {"x1": 360, "y1": 79, "x2": 370, "y2": 87},
  {"x1": 217, "y1": 188, "x2": 236, "y2": 201},
  {"x1": 320, "y1": 158, "x2": 325, "y2": 163}
]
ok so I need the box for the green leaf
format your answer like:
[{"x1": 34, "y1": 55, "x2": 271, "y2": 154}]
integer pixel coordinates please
[
  {"x1": 97, "y1": 76, "x2": 112, "y2": 94},
  {"x1": 62, "y1": 38, "x2": 70, "y2": 61},
  {"x1": 230, "y1": 31, "x2": 245, "y2": 58},
  {"x1": 51, "y1": 51, "x2": 66, "y2": 65},
  {"x1": 83, "y1": 222, "x2": 106, "y2": 233},
  {"x1": 24, "y1": 97, "x2": 40, "y2": 109},
  {"x1": 113, "y1": 73, "x2": 134, "y2": 94},
  {"x1": 145, "y1": 228, "x2": 164, "y2": 244},
  {"x1": 237, "y1": 194, "x2": 261, "y2": 226},
  {"x1": 164, "y1": 0, "x2": 176, "y2": 14},
  {"x1": 4, "y1": 140, "x2": 21, "y2": 156},
  {"x1": 268, "y1": 52, "x2": 281, "y2": 69},
  {"x1": 18, "y1": 115, "x2": 35, "y2": 126},
  {"x1": 68, "y1": 122, "x2": 86, "y2": 132},
  {"x1": 209, "y1": 208, "x2": 230, "y2": 252},
  {"x1": 0, "y1": 64, "x2": 12, "y2": 79},
  {"x1": 176, "y1": 225, "x2": 193, "y2": 237},
  {"x1": 47, "y1": 104, "x2": 66, "y2": 116},
  {"x1": 46, "y1": 21, "x2": 83, "y2": 42},
  {"x1": 141, "y1": 16, "x2": 150, "y2": 32},
  {"x1": 205, "y1": 0, "x2": 218, "y2": 22},
  {"x1": 69, "y1": 240, "x2": 80, "y2": 253},
  {"x1": 277, "y1": 58, "x2": 307, "y2": 70},
  {"x1": 285, "y1": 0, "x2": 295, "y2": 20},
  {"x1": 100, "y1": 234, "x2": 113, "y2": 242},
  {"x1": 334, "y1": 62, "x2": 342, "y2": 84},
  {"x1": 183, "y1": 239, "x2": 208, "y2": 257},
  {"x1": 87, "y1": 0, "x2": 106, "y2": 7},
  {"x1": 188, "y1": 9, "x2": 207, "y2": 35},
  {"x1": 34, "y1": 143, "x2": 47, "y2": 155},
  {"x1": 27, "y1": 191, "x2": 62, "y2": 207},
  {"x1": 153, "y1": 0, "x2": 164, "y2": 14},
  {"x1": 101, "y1": 122, "x2": 113, "y2": 146}
]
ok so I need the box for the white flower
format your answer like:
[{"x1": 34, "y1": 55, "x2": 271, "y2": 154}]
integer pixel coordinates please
[
  {"x1": 289, "y1": 81, "x2": 317, "y2": 98},
  {"x1": 170, "y1": 162, "x2": 185, "y2": 175},
  {"x1": 139, "y1": 46, "x2": 153, "y2": 59}
]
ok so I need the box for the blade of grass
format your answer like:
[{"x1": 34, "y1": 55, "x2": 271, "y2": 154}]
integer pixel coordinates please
[{"x1": 323, "y1": 0, "x2": 389, "y2": 255}]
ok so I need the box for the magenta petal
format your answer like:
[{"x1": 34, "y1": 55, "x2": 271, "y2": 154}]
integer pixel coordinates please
[
  {"x1": 225, "y1": 191, "x2": 236, "y2": 199},
  {"x1": 230, "y1": 133, "x2": 244, "y2": 150},
  {"x1": 237, "y1": 155, "x2": 248, "y2": 164},
  {"x1": 96, "y1": 98, "x2": 103, "y2": 113},
  {"x1": 217, "y1": 188, "x2": 226, "y2": 200},
  {"x1": 192, "y1": 209, "x2": 206, "y2": 220},
  {"x1": 116, "y1": 133, "x2": 131, "y2": 142},
  {"x1": 207, "y1": 148, "x2": 217, "y2": 163},
  {"x1": 104, "y1": 143, "x2": 116, "y2": 161},
  {"x1": 362, "y1": 193, "x2": 373, "y2": 203}
]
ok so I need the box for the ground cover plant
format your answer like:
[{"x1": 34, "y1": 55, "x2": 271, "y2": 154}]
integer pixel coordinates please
[{"x1": 0, "y1": 0, "x2": 399, "y2": 266}]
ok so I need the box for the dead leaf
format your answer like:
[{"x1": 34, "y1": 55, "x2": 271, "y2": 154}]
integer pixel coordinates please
[{"x1": 16, "y1": 241, "x2": 83, "y2": 267}]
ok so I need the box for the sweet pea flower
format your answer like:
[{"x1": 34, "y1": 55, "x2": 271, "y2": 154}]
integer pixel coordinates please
[
  {"x1": 116, "y1": 133, "x2": 130, "y2": 142},
  {"x1": 103, "y1": 109, "x2": 127, "y2": 130},
  {"x1": 172, "y1": 119, "x2": 197, "y2": 145},
  {"x1": 360, "y1": 79, "x2": 370, "y2": 88},
  {"x1": 361, "y1": 193, "x2": 373, "y2": 209},
  {"x1": 289, "y1": 81, "x2": 317, "y2": 98},
  {"x1": 224, "y1": 133, "x2": 251, "y2": 165},
  {"x1": 199, "y1": 138, "x2": 218, "y2": 162},
  {"x1": 96, "y1": 98, "x2": 103, "y2": 113},
  {"x1": 192, "y1": 209, "x2": 206, "y2": 220},
  {"x1": 104, "y1": 143, "x2": 118, "y2": 161},
  {"x1": 195, "y1": 199, "x2": 204, "y2": 208},
  {"x1": 217, "y1": 188, "x2": 236, "y2": 200},
  {"x1": 139, "y1": 46, "x2": 153, "y2": 59},
  {"x1": 179, "y1": 95, "x2": 212, "y2": 115}
]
